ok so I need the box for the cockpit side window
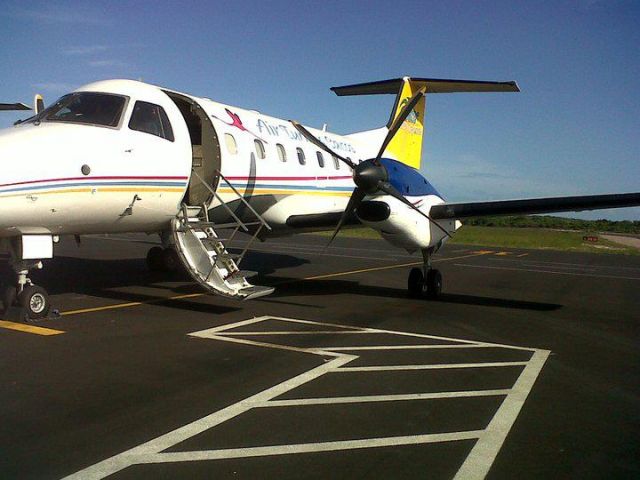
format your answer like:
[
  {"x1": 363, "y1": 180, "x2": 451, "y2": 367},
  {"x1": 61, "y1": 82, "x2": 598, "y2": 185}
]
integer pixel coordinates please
[
  {"x1": 42, "y1": 92, "x2": 127, "y2": 128},
  {"x1": 128, "y1": 101, "x2": 174, "y2": 141}
]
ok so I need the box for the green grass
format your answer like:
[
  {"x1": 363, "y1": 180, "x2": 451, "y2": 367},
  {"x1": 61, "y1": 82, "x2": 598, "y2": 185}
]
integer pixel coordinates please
[{"x1": 310, "y1": 226, "x2": 639, "y2": 255}]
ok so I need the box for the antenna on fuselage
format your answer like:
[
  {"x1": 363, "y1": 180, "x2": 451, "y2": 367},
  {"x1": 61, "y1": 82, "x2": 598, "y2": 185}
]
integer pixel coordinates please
[{"x1": 34, "y1": 94, "x2": 44, "y2": 114}]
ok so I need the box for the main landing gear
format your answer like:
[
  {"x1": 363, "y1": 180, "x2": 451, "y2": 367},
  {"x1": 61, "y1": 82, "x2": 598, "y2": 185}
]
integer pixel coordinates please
[
  {"x1": 146, "y1": 246, "x2": 181, "y2": 273},
  {"x1": 2, "y1": 260, "x2": 51, "y2": 320},
  {"x1": 407, "y1": 248, "x2": 442, "y2": 300}
]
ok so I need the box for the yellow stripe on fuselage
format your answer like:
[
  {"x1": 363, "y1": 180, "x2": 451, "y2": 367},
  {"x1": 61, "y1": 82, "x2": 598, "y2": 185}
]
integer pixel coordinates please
[
  {"x1": 0, "y1": 187, "x2": 185, "y2": 198},
  {"x1": 217, "y1": 187, "x2": 352, "y2": 197}
]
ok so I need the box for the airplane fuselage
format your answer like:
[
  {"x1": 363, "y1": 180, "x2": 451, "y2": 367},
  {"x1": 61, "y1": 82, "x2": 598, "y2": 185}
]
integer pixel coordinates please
[{"x1": 0, "y1": 79, "x2": 452, "y2": 251}]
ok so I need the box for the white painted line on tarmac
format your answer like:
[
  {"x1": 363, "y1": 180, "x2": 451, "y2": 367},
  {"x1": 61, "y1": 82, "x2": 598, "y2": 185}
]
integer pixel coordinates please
[
  {"x1": 336, "y1": 361, "x2": 529, "y2": 372},
  {"x1": 219, "y1": 330, "x2": 381, "y2": 336},
  {"x1": 454, "y1": 263, "x2": 640, "y2": 281},
  {"x1": 324, "y1": 344, "x2": 495, "y2": 351},
  {"x1": 454, "y1": 349, "x2": 551, "y2": 480},
  {"x1": 63, "y1": 346, "x2": 355, "y2": 479},
  {"x1": 137, "y1": 431, "x2": 485, "y2": 464},
  {"x1": 261, "y1": 389, "x2": 511, "y2": 407},
  {"x1": 491, "y1": 257, "x2": 640, "y2": 272},
  {"x1": 65, "y1": 316, "x2": 549, "y2": 479}
]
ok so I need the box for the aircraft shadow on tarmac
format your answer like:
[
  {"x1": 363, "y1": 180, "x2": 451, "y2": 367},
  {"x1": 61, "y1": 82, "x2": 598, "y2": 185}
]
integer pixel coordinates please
[
  {"x1": 0, "y1": 251, "x2": 308, "y2": 315},
  {"x1": 0, "y1": 251, "x2": 560, "y2": 314},
  {"x1": 262, "y1": 275, "x2": 562, "y2": 312}
]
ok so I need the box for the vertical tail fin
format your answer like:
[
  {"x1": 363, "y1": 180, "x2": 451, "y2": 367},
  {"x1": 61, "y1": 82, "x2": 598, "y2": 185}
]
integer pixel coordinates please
[
  {"x1": 384, "y1": 78, "x2": 426, "y2": 169},
  {"x1": 331, "y1": 77, "x2": 519, "y2": 170}
]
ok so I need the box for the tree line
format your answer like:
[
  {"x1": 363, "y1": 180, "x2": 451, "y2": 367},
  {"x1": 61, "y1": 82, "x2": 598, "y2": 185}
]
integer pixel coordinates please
[{"x1": 463, "y1": 215, "x2": 640, "y2": 234}]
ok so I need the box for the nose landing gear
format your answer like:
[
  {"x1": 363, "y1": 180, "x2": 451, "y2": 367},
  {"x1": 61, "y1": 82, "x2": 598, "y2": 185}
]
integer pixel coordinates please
[
  {"x1": 2, "y1": 260, "x2": 51, "y2": 320},
  {"x1": 407, "y1": 248, "x2": 442, "y2": 299}
]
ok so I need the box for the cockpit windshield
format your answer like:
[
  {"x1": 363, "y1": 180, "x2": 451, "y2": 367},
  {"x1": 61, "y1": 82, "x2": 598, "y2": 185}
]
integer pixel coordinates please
[{"x1": 30, "y1": 92, "x2": 127, "y2": 128}]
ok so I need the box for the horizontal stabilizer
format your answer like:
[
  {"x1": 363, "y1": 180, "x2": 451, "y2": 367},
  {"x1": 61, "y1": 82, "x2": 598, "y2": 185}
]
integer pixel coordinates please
[
  {"x1": 430, "y1": 193, "x2": 640, "y2": 219},
  {"x1": 331, "y1": 77, "x2": 519, "y2": 96},
  {"x1": 0, "y1": 102, "x2": 31, "y2": 111}
]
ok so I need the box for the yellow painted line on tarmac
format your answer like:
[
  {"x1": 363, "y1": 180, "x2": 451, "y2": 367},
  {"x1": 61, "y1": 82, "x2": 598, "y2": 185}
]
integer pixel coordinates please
[
  {"x1": 495, "y1": 252, "x2": 511, "y2": 256},
  {"x1": 61, "y1": 293, "x2": 204, "y2": 316},
  {"x1": 58, "y1": 252, "x2": 492, "y2": 317},
  {"x1": 299, "y1": 252, "x2": 492, "y2": 282},
  {"x1": 0, "y1": 320, "x2": 65, "y2": 336},
  {"x1": 517, "y1": 253, "x2": 529, "y2": 257}
]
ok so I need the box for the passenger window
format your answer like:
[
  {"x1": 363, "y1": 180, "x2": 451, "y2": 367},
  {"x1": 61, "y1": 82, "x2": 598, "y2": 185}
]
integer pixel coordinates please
[
  {"x1": 296, "y1": 147, "x2": 306, "y2": 165},
  {"x1": 316, "y1": 151, "x2": 325, "y2": 168},
  {"x1": 332, "y1": 155, "x2": 340, "y2": 170},
  {"x1": 128, "y1": 101, "x2": 174, "y2": 141},
  {"x1": 254, "y1": 139, "x2": 266, "y2": 159},
  {"x1": 276, "y1": 144, "x2": 287, "y2": 162},
  {"x1": 225, "y1": 134, "x2": 237, "y2": 155}
]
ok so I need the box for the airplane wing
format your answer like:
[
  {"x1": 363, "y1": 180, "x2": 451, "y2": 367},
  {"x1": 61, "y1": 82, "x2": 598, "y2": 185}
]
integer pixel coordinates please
[
  {"x1": 0, "y1": 102, "x2": 31, "y2": 111},
  {"x1": 286, "y1": 211, "x2": 360, "y2": 229},
  {"x1": 429, "y1": 192, "x2": 640, "y2": 219}
]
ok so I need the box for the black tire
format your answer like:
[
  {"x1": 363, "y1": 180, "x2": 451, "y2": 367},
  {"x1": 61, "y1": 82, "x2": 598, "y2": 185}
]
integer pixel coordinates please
[
  {"x1": 2, "y1": 285, "x2": 17, "y2": 312},
  {"x1": 146, "y1": 246, "x2": 165, "y2": 272},
  {"x1": 162, "y1": 247, "x2": 181, "y2": 272},
  {"x1": 426, "y1": 269, "x2": 442, "y2": 299},
  {"x1": 18, "y1": 285, "x2": 50, "y2": 320},
  {"x1": 408, "y1": 268, "x2": 425, "y2": 298}
]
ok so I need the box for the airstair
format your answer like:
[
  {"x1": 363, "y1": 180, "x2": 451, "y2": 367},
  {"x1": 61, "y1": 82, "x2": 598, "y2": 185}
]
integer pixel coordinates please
[{"x1": 171, "y1": 169, "x2": 274, "y2": 301}]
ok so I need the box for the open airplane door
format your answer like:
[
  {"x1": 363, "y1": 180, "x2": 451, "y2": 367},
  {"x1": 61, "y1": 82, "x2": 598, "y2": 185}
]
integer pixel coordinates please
[{"x1": 164, "y1": 91, "x2": 274, "y2": 300}]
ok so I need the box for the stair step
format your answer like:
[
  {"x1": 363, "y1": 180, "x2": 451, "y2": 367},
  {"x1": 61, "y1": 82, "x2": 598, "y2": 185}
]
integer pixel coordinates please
[
  {"x1": 240, "y1": 285, "x2": 275, "y2": 300},
  {"x1": 185, "y1": 221, "x2": 218, "y2": 229},
  {"x1": 226, "y1": 270, "x2": 258, "y2": 280},
  {"x1": 184, "y1": 205, "x2": 204, "y2": 212},
  {"x1": 215, "y1": 252, "x2": 241, "y2": 261}
]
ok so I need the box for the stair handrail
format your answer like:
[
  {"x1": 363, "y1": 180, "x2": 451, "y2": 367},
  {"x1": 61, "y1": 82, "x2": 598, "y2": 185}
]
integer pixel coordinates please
[
  {"x1": 190, "y1": 169, "x2": 248, "y2": 231},
  {"x1": 215, "y1": 170, "x2": 272, "y2": 231}
]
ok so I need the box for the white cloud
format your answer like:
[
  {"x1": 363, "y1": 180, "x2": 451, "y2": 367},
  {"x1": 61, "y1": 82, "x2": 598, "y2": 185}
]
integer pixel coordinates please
[
  {"x1": 425, "y1": 153, "x2": 567, "y2": 202},
  {"x1": 31, "y1": 82, "x2": 77, "y2": 93},
  {"x1": 8, "y1": 8, "x2": 110, "y2": 26},
  {"x1": 61, "y1": 45, "x2": 108, "y2": 56},
  {"x1": 88, "y1": 60, "x2": 127, "y2": 68}
]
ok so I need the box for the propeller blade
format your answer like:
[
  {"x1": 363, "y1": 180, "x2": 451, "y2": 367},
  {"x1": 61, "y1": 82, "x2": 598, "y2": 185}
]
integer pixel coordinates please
[
  {"x1": 326, "y1": 187, "x2": 366, "y2": 248},
  {"x1": 290, "y1": 120, "x2": 356, "y2": 170},
  {"x1": 378, "y1": 182, "x2": 452, "y2": 238},
  {"x1": 375, "y1": 86, "x2": 426, "y2": 162}
]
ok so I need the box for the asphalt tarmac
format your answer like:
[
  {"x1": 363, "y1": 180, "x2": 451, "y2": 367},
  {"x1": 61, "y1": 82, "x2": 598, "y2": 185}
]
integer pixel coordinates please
[{"x1": 0, "y1": 233, "x2": 638, "y2": 479}]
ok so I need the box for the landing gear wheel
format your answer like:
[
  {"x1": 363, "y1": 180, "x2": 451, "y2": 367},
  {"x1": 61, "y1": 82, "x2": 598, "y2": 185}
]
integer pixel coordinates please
[
  {"x1": 162, "y1": 247, "x2": 181, "y2": 272},
  {"x1": 146, "y1": 246, "x2": 165, "y2": 272},
  {"x1": 18, "y1": 285, "x2": 50, "y2": 320},
  {"x1": 408, "y1": 268, "x2": 425, "y2": 298},
  {"x1": 2, "y1": 284, "x2": 17, "y2": 313},
  {"x1": 426, "y1": 269, "x2": 442, "y2": 299}
]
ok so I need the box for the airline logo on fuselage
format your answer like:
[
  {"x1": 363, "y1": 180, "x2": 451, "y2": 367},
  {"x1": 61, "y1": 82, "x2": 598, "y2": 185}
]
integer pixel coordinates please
[{"x1": 255, "y1": 118, "x2": 356, "y2": 154}]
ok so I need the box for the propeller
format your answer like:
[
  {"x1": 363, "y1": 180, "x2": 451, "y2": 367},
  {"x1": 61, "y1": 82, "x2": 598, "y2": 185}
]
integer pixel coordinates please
[{"x1": 291, "y1": 86, "x2": 452, "y2": 246}]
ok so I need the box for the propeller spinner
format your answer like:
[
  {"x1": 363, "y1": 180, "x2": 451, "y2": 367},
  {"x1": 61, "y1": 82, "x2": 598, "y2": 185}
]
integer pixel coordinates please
[{"x1": 291, "y1": 87, "x2": 452, "y2": 246}]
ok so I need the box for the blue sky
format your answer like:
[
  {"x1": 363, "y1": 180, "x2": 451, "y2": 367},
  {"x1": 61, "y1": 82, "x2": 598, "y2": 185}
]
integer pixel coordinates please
[{"x1": 1, "y1": 0, "x2": 638, "y2": 220}]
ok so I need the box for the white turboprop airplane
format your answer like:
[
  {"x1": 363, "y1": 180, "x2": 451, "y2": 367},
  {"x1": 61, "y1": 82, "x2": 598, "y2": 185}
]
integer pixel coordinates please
[{"x1": 1, "y1": 77, "x2": 639, "y2": 320}]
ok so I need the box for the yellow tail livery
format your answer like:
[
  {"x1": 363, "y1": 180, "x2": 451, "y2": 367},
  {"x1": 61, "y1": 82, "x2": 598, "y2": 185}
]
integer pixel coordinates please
[{"x1": 331, "y1": 77, "x2": 519, "y2": 169}]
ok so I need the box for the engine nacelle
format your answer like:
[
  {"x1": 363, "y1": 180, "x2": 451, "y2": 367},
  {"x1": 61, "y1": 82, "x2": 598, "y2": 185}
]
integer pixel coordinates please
[{"x1": 357, "y1": 194, "x2": 460, "y2": 252}]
